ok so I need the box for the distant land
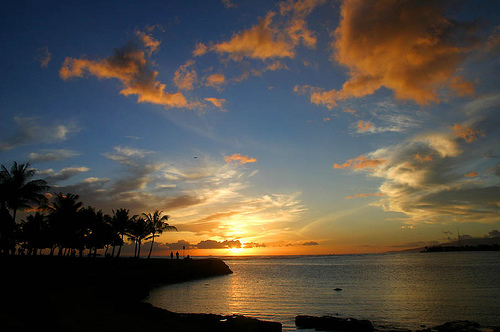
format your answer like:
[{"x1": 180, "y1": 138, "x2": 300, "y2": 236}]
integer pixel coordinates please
[{"x1": 388, "y1": 236, "x2": 500, "y2": 253}]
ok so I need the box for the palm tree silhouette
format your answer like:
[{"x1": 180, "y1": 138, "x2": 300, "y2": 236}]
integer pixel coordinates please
[
  {"x1": 0, "y1": 162, "x2": 49, "y2": 222},
  {"x1": 48, "y1": 193, "x2": 83, "y2": 256},
  {"x1": 110, "y1": 208, "x2": 137, "y2": 258},
  {"x1": 20, "y1": 212, "x2": 49, "y2": 255},
  {"x1": 142, "y1": 210, "x2": 177, "y2": 259},
  {"x1": 127, "y1": 217, "x2": 149, "y2": 258}
]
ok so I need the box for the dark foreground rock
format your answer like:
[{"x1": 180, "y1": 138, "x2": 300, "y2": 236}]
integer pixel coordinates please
[
  {"x1": 0, "y1": 256, "x2": 281, "y2": 332},
  {"x1": 295, "y1": 316, "x2": 499, "y2": 332},
  {"x1": 415, "y1": 320, "x2": 499, "y2": 332},
  {"x1": 295, "y1": 315, "x2": 374, "y2": 331}
]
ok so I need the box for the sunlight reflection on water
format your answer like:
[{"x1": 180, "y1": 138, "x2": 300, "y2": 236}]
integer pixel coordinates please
[{"x1": 146, "y1": 252, "x2": 500, "y2": 331}]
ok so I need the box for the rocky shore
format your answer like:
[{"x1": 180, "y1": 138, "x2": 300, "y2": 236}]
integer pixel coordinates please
[
  {"x1": 295, "y1": 315, "x2": 500, "y2": 332},
  {"x1": 0, "y1": 256, "x2": 281, "y2": 332}
]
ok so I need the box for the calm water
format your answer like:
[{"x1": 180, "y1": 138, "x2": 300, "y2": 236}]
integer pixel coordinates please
[{"x1": 146, "y1": 252, "x2": 500, "y2": 331}]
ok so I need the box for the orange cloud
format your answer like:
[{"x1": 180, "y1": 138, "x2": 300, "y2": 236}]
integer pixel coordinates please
[
  {"x1": 193, "y1": 43, "x2": 208, "y2": 57},
  {"x1": 204, "y1": 97, "x2": 226, "y2": 109},
  {"x1": 451, "y1": 124, "x2": 484, "y2": 143},
  {"x1": 333, "y1": 155, "x2": 385, "y2": 171},
  {"x1": 279, "y1": 0, "x2": 326, "y2": 49},
  {"x1": 60, "y1": 34, "x2": 192, "y2": 109},
  {"x1": 174, "y1": 60, "x2": 197, "y2": 90},
  {"x1": 415, "y1": 152, "x2": 433, "y2": 162},
  {"x1": 464, "y1": 172, "x2": 478, "y2": 178},
  {"x1": 212, "y1": 12, "x2": 294, "y2": 60},
  {"x1": 303, "y1": 0, "x2": 478, "y2": 109},
  {"x1": 343, "y1": 109, "x2": 357, "y2": 116},
  {"x1": 345, "y1": 192, "x2": 385, "y2": 199},
  {"x1": 135, "y1": 30, "x2": 160, "y2": 55},
  {"x1": 205, "y1": 73, "x2": 226, "y2": 88},
  {"x1": 224, "y1": 153, "x2": 257, "y2": 165},
  {"x1": 356, "y1": 120, "x2": 371, "y2": 132}
]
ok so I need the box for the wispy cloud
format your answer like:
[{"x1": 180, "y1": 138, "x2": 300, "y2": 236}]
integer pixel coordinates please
[
  {"x1": 36, "y1": 46, "x2": 51, "y2": 68},
  {"x1": 345, "y1": 192, "x2": 385, "y2": 199},
  {"x1": 333, "y1": 155, "x2": 385, "y2": 171},
  {"x1": 346, "y1": 130, "x2": 500, "y2": 225},
  {"x1": 224, "y1": 153, "x2": 257, "y2": 165},
  {"x1": 39, "y1": 166, "x2": 90, "y2": 183},
  {"x1": 29, "y1": 149, "x2": 79, "y2": 162},
  {"x1": 0, "y1": 116, "x2": 78, "y2": 150}
]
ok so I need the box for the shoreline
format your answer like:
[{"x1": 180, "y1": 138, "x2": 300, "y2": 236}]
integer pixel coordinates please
[
  {"x1": 1, "y1": 255, "x2": 498, "y2": 332},
  {"x1": 0, "y1": 255, "x2": 281, "y2": 332}
]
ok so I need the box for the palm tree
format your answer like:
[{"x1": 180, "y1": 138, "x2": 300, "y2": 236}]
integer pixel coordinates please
[
  {"x1": 20, "y1": 212, "x2": 49, "y2": 255},
  {"x1": 47, "y1": 193, "x2": 83, "y2": 256},
  {"x1": 142, "y1": 210, "x2": 177, "y2": 259},
  {"x1": 110, "y1": 208, "x2": 137, "y2": 258},
  {"x1": 0, "y1": 162, "x2": 49, "y2": 222},
  {"x1": 126, "y1": 217, "x2": 150, "y2": 258}
]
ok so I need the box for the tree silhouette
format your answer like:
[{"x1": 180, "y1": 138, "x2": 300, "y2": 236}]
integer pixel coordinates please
[
  {"x1": 110, "y1": 208, "x2": 137, "y2": 258},
  {"x1": 48, "y1": 193, "x2": 84, "y2": 256},
  {"x1": 0, "y1": 206, "x2": 17, "y2": 255},
  {"x1": 19, "y1": 212, "x2": 49, "y2": 255},
  {"x1": 80, "y1": 206, "x2": 115, "y2": 257},
  {"x1": 127, "y1": 217, "x2": 150, "y2": 258},
  {"x1": 0, "y1": 162, "x2": 49, "y2": 222},
  {"x1": 142, "y1": 210, "x2": 177, "y2": 259}
]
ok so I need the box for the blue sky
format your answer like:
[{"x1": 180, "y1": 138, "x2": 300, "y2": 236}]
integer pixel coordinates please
[{"x1": 1, "y1": 0, "x2": 499, "y2": 254}]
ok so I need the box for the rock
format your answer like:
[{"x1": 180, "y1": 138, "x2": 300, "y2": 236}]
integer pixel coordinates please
[
  {"x1": 295, "y1": 315, "x2": 373, "y2": 331},
  {"x1": 416, "y1": 320, "x2": 485, "y2": 332}
]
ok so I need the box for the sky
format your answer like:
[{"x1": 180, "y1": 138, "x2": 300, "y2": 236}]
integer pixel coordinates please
[{"x1": 1, "y1": 0, "x2": 499, "y2": 256}]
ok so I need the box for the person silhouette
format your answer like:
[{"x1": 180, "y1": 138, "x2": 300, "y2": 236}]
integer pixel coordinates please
[
  {"x1": 170, "y1": 251, "x2": 174, "y2": 259},
  {"x1": 176, "y1": 251, "x2": 179, "y2": 259}
]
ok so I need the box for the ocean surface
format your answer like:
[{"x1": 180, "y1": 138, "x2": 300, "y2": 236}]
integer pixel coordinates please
[{"x1": 145, "y1": 252, "x2": 500, "y2": 331}]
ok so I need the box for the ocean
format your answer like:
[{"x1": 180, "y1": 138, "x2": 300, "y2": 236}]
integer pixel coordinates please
[{"x1": 145, "y1": 252, "x2": 500, "y2": 331}]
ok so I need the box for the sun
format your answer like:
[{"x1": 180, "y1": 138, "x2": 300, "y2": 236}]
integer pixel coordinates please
[{"x1": 228, "y1": 247, "x2": 245, "y2": 255}]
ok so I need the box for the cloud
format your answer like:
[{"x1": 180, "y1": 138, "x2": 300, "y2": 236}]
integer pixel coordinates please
[
  {"x1": 197, "y1": 239, "x2": 241, "y2": 249},
  {"x1": 134, "y1": 29, "x2": 160, "y2": 55},
  {"x1": 464, "y1": 171, "x2": 478, "y2": 178},
  {"x1": 221, "y1": 0, "x2": 237, "y2": 9},
  {"x1": 212, "y1": 12, "x2": 295, "y2": 60},
  {"x1": 279, "y1": 0, "x2": 326, "y2": 49},
  {"x1": 451, "y1": 124, "x2": 485, "y2": 143},
  {"x1": 356, "y1": 120, "x2": 371, "y2": 133},
  {"x1": 345, "y1": 192, "x2": 385, "y2": 199},
  {"x1": 301, "y1": 241, "x2": 319, "y2": 246},
  {"x1": 36, "y1": 46, "x2": 51, "y2": 68},
  {"x1": 0, "y1": 116, "x2": 77, "y2": 150},
  {"x1": 60, "y1": 31, "x2": 194, "y2": 109},
  {"x1": 39, "y1": 166, "x2": 90, "y2": 183},
  {"x1": 415, "y1": 152, "x2": 433, "y2": 163},
  {"x1": 224, "y1": 153, "x2": 257, "y2": 165},
  {"x1": 299, "y1": 0, "x2": 480, "y2": 108},
  {"x1": 353, "y1": 131, "x2": 500, "y2": 224},
  {"x1": 333, "y1": 155, "x2": 385, "y2": 171},
  {"x1": 103, "y1": 146, "x2": 155, "y2": 166},
  {"x1": 173, "y1": 60, "x2": 198, "y2": 90},
  {"x1": 204, "y1": 97, "x2": 226, "y2": 110},
  {"x1": 28, "y1": 149, "x2": 79, "y2": 162},
  {"x1": 205, "y1": 73, "x2": 226, "y2": 89},
  {"x1": 207, "y1": 0, "x2": 324, "y2": 61},
  {"x1": 193, "y1": 43, "x2": 208, "y2": 57}
]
